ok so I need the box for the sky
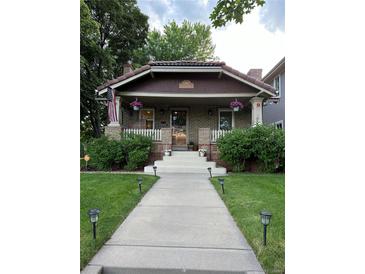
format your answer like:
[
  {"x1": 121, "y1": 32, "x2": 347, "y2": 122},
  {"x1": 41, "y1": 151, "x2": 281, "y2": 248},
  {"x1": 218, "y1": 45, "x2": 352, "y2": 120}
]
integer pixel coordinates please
[{"x1": 137, "y1": 0, "x2": 284, "y2": 76}]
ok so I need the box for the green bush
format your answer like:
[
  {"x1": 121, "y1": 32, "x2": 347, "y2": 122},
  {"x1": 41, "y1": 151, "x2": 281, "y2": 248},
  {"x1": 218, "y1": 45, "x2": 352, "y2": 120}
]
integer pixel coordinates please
[
  {"x1": 217, "y1": 124, "x2": 285, "y2": 172},
  {"x1": 85, "y1": 134, "x2": 152, "y2": 171},
  {"x1": 122, "y1": 134, "x2": 152, "y2": 171},
  {"x1": 217, "y1": 129, "x2": 251, "y2": 172}
]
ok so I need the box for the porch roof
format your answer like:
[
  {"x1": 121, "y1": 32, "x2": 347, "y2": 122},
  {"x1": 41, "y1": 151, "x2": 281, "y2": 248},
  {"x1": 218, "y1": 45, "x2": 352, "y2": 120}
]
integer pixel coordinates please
[{"x1": 97, "y1": 60, "x2": 276, "y2": 97}]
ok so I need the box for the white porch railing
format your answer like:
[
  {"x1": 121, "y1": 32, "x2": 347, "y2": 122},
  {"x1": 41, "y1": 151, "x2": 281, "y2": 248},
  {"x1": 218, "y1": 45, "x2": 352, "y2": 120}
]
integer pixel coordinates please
[
  {"x1": 122, "y1": 128, "x2": 161, "y2": 141},
  {"x1": 211, "y1": 129, "x2": 232, "y2": 143}
]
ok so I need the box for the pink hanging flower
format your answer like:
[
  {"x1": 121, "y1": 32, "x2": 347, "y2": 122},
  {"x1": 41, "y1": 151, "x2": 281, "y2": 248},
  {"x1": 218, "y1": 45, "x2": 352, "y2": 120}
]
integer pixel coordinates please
[
  {"x1": 130, "y1": 99, "x2": 143, "y2": 108},
  {"x1": 230, "y1": 99, "x2": 244, "y2": 109}
]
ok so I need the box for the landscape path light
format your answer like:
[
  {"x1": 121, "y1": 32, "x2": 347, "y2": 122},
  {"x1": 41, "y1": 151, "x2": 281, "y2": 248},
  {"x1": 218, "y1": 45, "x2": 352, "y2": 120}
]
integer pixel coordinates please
[
  {"x1": 138, "y1": 177, "x2": 143, "y2": 194},
  {"x1": 153, "y1": 166, "x2": 157, "y2": 176},
  {"x1": 260, "y1": 210, "x2": 272, "y2": 246},
  {"x1": 207, "y1": 167, "x2": 212, "y2": 178},
  {"x1": 218, "y1": 178, "x2": 225, "y2": 194},
  {"x1": 88, "y1": 208, "x2": 100, "y2": 240}
]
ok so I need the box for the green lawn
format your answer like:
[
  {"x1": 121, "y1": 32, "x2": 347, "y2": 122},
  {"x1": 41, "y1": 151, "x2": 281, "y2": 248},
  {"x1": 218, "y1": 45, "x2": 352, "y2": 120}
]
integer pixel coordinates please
[
  {"x1": 80, "y1": 173, "x2": 159, "y2": 270},
  {"x1": 211, "y1": 173, "x2": 284, "y2": 274}
]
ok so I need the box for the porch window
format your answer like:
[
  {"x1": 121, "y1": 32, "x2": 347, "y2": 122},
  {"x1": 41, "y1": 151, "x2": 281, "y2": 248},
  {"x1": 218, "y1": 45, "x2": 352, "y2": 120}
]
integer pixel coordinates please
[
  {"x1": 218, "y1": 109, "x2": 234, "y2": 130},
  {"x1": 139, "y1": 109, "x2": 155, "y2": 129}
]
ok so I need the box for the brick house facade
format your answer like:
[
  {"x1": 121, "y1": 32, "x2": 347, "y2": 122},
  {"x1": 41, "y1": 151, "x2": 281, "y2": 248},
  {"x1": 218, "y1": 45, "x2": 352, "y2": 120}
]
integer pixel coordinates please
[{"x1": 97, "y1": 61, "x2": 276, "y2": 165}]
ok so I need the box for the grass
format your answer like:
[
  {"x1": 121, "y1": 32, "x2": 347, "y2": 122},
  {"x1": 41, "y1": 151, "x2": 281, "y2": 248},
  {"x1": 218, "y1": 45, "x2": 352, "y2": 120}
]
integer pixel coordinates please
[
  {"x1": 211, "y1": 173, "x2": 284, "y2": 274},
  {"x1": 80, "y1": 173, "x2": 159, "y2": 270}
]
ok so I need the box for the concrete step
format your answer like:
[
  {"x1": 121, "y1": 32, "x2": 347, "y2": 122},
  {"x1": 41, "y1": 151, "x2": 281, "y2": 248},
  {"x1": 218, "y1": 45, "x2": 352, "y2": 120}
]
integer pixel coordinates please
[
  {"x1": 144, "y1": 165, "x2": 226, "y2": 174},
  {"x1": 171, "y1": 151, "x2": 199, "y2": 156},
  {"x1": 163, "y1": 156, "x2": 207, "y2": 161},
  {"x1": 154, "y1": 160, "x2": 216, "y2": 168}
]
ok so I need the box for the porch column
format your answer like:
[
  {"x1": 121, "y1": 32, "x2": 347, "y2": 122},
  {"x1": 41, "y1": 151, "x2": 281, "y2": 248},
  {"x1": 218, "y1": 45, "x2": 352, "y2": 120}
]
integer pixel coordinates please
[
  {"x1": 105, "y1": 95, "x2": 122, "y2": 140},
  {"x1": 198, "y1": 128, "x2": 211, "y2": 160},
  {"x1": 249, "y1": 97, "x2": 264, "y2": 126},
  {"x1": 161, "y1": 128, "x2": 172, "y2": 151}
]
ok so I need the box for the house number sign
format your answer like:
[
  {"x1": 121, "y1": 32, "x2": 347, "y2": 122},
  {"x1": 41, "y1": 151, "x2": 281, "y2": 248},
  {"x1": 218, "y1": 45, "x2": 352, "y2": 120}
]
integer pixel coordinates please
[{"x1": 179, "y1": 80, "x2": 194, "y2": 89}]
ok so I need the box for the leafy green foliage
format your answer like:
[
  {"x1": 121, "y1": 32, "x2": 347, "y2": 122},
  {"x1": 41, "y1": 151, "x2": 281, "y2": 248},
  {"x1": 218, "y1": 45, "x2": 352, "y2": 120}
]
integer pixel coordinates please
[
  {"x1": 210, "y1": 0, "x2": 265, "y2": 28},
  {"x1": 133, "y1": 20, "x2": 216, "y2": 66},
  {"x1": 121, "y1": 134, "x2": 152, "y2": 171},
  {"x1": 217, "y1": 124, "x2": 284, "y2": 172},
  {"x1": 80, "y1": 0, "x2": 149, "y2": 138},
  {"x1": 217, "y1": 129, "x2": 252, "y2": 171},
  {"x1": 86, "y1": 137, "x2": 123, "y2": 170},
  {"x1": 85, "y1": 134, "x2": 152, "y2": 171}
]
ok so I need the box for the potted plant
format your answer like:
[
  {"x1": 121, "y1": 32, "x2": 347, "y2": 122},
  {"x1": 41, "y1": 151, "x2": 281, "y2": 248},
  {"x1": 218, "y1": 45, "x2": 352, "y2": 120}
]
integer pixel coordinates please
[
  {"x1": 230, "y1": 99, "x2": 244, "y2": 112},
  {"x1": 198, "y1": 148, "x2": 207, "y2": 157},
  {"x1": 130, "y1": 99, "x2": 143, "y2": 111},
  {"x1": 188, "y1": 141, "x2": 194, "y2": 151}
]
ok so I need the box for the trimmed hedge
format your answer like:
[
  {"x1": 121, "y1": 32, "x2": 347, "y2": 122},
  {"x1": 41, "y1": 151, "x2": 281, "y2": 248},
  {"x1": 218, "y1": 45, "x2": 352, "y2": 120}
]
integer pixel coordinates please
[
  {"x1": 217, "y1": 124, "x2": 284, "y2": 172},
  {"x1": 84, "y1": 134, "x2": 152, "y2": 171}
]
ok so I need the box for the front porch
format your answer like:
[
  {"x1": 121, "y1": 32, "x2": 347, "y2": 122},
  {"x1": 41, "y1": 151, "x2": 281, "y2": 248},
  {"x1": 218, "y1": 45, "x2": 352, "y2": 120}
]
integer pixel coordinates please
[{"x1": 106, "y1": 96, "x2": 264, "y2": 147}]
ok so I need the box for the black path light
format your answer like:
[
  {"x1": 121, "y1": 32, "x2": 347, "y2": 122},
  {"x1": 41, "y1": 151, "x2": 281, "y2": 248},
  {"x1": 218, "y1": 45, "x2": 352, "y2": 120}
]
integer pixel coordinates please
[
  {"x1": 260, "y1": 210, "x2": 272, "y2": 246},
  {"x1": 88, "y1": 208, "x2": 100, "y2": 240},
  {"x1": 207, "y1": 167, "x2": 212, "y2": 178},
  {"x1": 153, "y1": 165, "x2": 157, "y2": 176},
  {"x1": 137, "y1": 177, "x2": 143, "y2": 194},
  {"x1": 218, "y1": 178, "x2": 225, "y2": 194}
]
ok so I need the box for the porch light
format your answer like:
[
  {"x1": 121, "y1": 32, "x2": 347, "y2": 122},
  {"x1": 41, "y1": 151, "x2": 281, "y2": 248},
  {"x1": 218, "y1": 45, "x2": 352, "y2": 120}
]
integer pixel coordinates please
[
  {"x1": 207, "y1": 167, "x2": 212, "y2": 178},
  {"x1": 218, "y1": 178, "x2": 225, "y2": 194},
  {"x1": 153, "y1": 165, "x2": 157, "y2": 176},
  {"x1": 260, "y1": 210, "x2": 272, "y2": 246},
  {"x1": 88, "y1": 208, "x2": 100, "y2": 240},
  {"x1": 137, "y1": 177, "x2": 143, "y2": 194}
]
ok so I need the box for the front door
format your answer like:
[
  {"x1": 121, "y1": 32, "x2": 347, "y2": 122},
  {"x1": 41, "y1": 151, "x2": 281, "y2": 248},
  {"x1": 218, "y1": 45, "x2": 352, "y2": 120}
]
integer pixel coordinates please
[{"x1": 171, "y1": 110, "x2": 187, "y2": 145}]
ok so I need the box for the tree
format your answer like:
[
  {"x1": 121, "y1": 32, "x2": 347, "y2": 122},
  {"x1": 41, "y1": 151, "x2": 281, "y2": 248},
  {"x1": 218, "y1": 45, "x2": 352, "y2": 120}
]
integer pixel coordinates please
[
  {"x1": 132, "y1": 20, "x2": 216, "y2": 66},
  {"x1": 80, "y1": 0, "x2": 149, "y2": 138},
  {"x1": 210, "y1": 0, "x2": 265, "y2": 28}
]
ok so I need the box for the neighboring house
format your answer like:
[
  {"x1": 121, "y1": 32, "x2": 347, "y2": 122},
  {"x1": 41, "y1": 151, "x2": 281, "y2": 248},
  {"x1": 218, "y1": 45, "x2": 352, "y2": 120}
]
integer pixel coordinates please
[
  {"x1": 96, "y1": 60, "x2": 276, "y2": 163},
  {"x1": 262, "y1": 57, "x2": 285, "y2": 129}
]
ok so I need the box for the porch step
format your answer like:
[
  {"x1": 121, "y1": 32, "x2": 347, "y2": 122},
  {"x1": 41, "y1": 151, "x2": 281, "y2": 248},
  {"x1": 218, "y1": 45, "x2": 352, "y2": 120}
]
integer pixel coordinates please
[
  {"x1": 144, "y1": 165, "x2": 226, "y2": 175},
  {"x1": 145, "y1": 151, "x2": 226, "y2": 175},
  {"x1": 154, "y1": 160, "x2": 216, "y2": 168},
  {"x1": 172, "y1": 145, "x2": 188, "y2": 151}
]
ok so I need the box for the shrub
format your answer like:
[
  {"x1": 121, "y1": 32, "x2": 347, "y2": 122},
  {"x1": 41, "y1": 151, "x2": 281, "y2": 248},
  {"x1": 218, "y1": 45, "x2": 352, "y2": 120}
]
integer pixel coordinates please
[
  {"x1": 86, "y1": 137, "x2": 124, "y2": 170},
  {"x1": 122, "y1": 134, "x2": 152, "y2": 171},
  {"x1": 217, "y1": 124, "x2": 285, "y2": 172},
  {"x1": 217, "y1": 129, "x2": 251, "y2": 172}
]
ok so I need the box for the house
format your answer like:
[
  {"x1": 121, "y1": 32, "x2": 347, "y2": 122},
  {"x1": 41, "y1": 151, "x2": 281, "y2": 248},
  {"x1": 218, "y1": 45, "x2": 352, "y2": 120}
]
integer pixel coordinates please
[
  {"x1": 262, "y1": 57, "x2": 285, "y2": 129},
  {"x1": 96, "y1": 61, "x2": 276, "y2": 171}
]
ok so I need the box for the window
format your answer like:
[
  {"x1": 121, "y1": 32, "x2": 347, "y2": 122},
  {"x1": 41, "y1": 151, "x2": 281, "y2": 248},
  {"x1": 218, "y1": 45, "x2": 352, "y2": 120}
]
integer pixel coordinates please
[
  {"x1": 139, "y1": 109, "x2": 154, "y2": 129},
  {"x1": 218, "y1": 109, "x2": 234, "y2": 130},
  {"x1": 273, "y1": 120, "x2": 283, "y2": 129},
  {"x1": 273, "y1": 75, "x2": 281, "y2": 97}
]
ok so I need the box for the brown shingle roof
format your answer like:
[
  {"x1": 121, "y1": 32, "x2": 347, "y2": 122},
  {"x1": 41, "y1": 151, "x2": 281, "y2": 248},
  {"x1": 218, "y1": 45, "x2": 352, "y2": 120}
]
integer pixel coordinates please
[
  {"x1": 97, "y1": 61, "x2": 275, "y2": 94},
  {"x1": 148, "y1": 60, "x2": 226, "y2": 66}
]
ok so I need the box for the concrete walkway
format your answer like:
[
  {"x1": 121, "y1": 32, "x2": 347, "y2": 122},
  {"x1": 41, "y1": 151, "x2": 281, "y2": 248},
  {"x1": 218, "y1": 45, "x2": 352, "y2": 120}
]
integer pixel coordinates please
[{"x1": 82, "y1": 173, "x2": 264, "y2": 274}]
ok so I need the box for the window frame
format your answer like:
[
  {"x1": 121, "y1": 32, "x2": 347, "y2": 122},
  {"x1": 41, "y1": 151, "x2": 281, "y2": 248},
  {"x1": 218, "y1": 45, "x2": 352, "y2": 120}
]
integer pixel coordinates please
[
  {"x1": 273, "y1": 75, "x2": 281, "y2": 97},
  {"x1": 218, "y1": 108, "x2": 235, "y2": 130},
  {"x1": 272, "y1": 120, "x2": 283, "y2": 129}
]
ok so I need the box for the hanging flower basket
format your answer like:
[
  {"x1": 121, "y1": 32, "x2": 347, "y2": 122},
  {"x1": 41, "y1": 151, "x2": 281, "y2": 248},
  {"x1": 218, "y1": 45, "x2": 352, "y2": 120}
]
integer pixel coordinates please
[
  {"x1": 230, "y1": 99, "x2": 244, "y2": 112},
  {"x1": 130, "y1": 99, "x2": 143, "y2": 111}
]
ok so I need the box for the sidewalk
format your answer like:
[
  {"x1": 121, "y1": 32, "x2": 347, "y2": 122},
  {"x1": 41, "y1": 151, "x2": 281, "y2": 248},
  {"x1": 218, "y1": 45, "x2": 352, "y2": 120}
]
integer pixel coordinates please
[{"x1": 82, "y1": 173, "x2": 264, "y2": 274}]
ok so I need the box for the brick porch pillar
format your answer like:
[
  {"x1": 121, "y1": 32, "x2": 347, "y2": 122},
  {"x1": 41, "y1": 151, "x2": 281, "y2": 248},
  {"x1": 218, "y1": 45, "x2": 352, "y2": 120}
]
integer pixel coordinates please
[
  {"x1": 161, "y1": 128, "x2": 172, "y2": 151},
  {"x1": 198, "y1": 128, "x2": 211, "y2": 160}
]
